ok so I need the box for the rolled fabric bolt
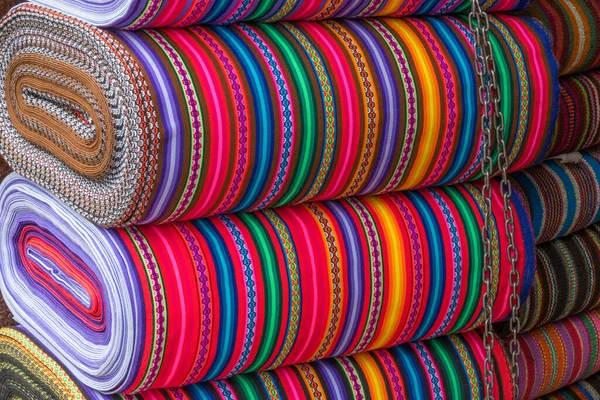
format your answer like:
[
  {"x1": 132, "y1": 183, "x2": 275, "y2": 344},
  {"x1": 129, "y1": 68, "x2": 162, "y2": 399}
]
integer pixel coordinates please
[
  {"x1": 26, "y1": 0, "x2": 528, "y2": 27},
  {"x1": 0, "y1": 173, "x2": 534, "y2": 393},
  {"x1": 0, "y1": 5, "x2": 558, "y2": 226},
  {"x1": 0, "y1": 326, "x2": 515, "y2": 399},
  {"x1": 515, "y1": 307, "x2": 600, "y2": 399}
]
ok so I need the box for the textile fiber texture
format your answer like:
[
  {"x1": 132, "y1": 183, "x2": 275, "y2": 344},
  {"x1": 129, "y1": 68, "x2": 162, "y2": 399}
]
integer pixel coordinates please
[
  {"x1": 510, "y1": 146, "x2": 600, "y2": 244},
  {"x1": 525, "y1": 0, "x2": 600, "y2": 76},
  {"x1": 550, "y1": 69, "x2": 600, "y2": 157},
  {"x1": 516, "y1": 307, "x2": 600, "y2": 399},
  {"x1": 496, "y1": 223, "x2": 600, "y2": 335},
  {"x1": 539, "y1": 374, "x2": 600, "y2": 399}
]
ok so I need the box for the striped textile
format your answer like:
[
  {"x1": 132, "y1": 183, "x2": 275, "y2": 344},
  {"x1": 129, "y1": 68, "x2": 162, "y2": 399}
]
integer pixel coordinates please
[
  {"x1": 496, "y1": 223, "x2": 600, "y2": 334},
  {"x1": 510, "y1": 146, "x2": 600, "y2": 244},
  {"x1": 0, "y1": 173, "x2": 535, "y2": 394},
  {"x1": 0, "y1": 5, "x2": 558, "y2": 226},
  {"x1": 550, "y1": 70, "x2": 600, "y2": 157},
  {"x1": 526, "y1": 0, "x2": 600, "y2": 76},
  {"x1": 26, "y1": 0, "x2": 528, "y2": 27},
  {"x1": 539, "y1": 374, "x2": 600, "y2": 400},
  {"x1": 516, "y1": 307, "x2": 600, "y2": 399},
  {"x1": 0, "y1": 327, "x2": 515, "y2": 399}
]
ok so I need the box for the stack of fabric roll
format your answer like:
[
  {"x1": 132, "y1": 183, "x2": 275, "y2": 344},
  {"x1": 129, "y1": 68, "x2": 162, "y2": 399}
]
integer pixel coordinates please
[{"x1": 0, "y1": 0, "x2": 598, "y2": 398}]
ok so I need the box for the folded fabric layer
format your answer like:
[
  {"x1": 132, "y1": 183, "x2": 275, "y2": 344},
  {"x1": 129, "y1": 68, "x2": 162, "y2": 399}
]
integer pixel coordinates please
[
  {"x1": 510, "y1": 145, "x2": 600, "y2": 244},
  {"x1": 550, "y1": 70, "x2": 600, "y2": 157},
  {"x1": 526, "y1": 0, "x2": 600, "y2": 76},
  {"x1": 0, "y1": 173, "x2": 535, "y2": 393},
  {"x1": 0, "y1": 327, "x2": 89, "y2": 400},
  {"x1": 0, "y1": 327, "x2": 515, "y2": 399},
  {"x1": 540, "y1": 374, "x2": 600, "y2": 400},
  {"x1": 517, "y1": 307, "x2": 600, "y2": 399},
  {"x1": 26, "y1": 0, "x2": 528, "y2": 27},
  {"x1": 0, "y1": 5, "x2": 558, "y2": 226},
  {"x1": 496, "y1": 223, "x2": 600, "y2": 335}
]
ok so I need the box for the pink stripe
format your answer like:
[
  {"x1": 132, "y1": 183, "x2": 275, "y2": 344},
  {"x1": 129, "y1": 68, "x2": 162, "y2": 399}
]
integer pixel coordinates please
[
  {"x1": 152, "y1": 226, "x2": 188, "y2": 384},
  {"x1": 287, "y1": 210, "x2": 321, "y2": 360},
  {"x1": 303, "y1": 22, "x2": 358, "y2": 198},
  {"x1": 176, "y1": 30, "x2": 227, "y2": 214},
  {"x1": 506, "y1": 18, "x2": 550, "y2": 170}
]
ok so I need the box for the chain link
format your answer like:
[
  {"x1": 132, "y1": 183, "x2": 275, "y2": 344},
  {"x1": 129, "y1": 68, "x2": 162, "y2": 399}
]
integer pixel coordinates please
[{"x1": 469, "y1": 1, "x2": 521, "y2": 399}]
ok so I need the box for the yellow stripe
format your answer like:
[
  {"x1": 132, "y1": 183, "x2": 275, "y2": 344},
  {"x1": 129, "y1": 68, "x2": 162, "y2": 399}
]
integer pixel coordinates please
[
  {"x1": 368, "y1": 197, "x2": 407, "y2": 349},
  {"x1": 353, "y1": 351, "x2": 388, "y2": 399},
  {"x1": 377, "y1": 0, "x2": 411, "y2": 16},
  {"x1": 390, "y1": 19, "x2": 442, "y2": 188}
]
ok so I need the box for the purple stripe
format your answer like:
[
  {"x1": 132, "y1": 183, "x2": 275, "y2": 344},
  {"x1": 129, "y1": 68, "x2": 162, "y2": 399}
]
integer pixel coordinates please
[
  {"x1": 345, "y1": 20, "x2": 401, "y2": 194},
  {"x1": 314, "y1": 358, "x2": 347, "y2": 398},
  {"x1": 326, "y1": 200, "x2": 365, "y2": 356},
  {"x1": 115, "y1": 31, "x2": 184, "y2": 222}
]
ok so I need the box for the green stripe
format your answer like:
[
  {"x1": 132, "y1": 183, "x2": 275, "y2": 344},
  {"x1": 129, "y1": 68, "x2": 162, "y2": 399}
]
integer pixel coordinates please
[
  {"x1": 445, "y1": 186, "x2": 482, "y2": 331},
  {"x1": 239, "y1": 213, "x2": 283, "y2": 369},
  {"x1": 262, "y1": 24, "x2": 318, "y2": 205}
]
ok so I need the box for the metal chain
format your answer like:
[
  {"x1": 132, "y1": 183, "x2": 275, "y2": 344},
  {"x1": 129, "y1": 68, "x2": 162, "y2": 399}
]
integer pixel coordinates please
[
  {"x1": 469, "y1": 3, "x2": 496, "y2": 398},
  {"x1": 487, "y1": 25, "x2": 521, "y2": 400},
  {"x1": 469, "y1": 1, "x2": 521, "y2": 399}
]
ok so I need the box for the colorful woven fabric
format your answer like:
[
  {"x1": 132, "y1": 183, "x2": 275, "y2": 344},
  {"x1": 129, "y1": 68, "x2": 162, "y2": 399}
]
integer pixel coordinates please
[
  {"x1": 550, "y1": 70, "x2": 600, "y2": 157},
  {"x1": 0, "y1": 327, "x2": 515, "y2": 399},
  {"x1": 27, "y1": 0, "x2": 528, "y2": 27},
  {"x1": 0, "y1": 327, "x2": 90, "y2": 399},
  {"x1": 496, "y1": 223, "x2": 600, "y2": 335},
  {"x1": 525, "y1": 0, "x2": 600, "y2": 76},
  {"x1": 0, "y1": 5, "x2": 558, "y2": 226},
  {"x1": 0, "y1": 173, "x2": 535, "y2": 393},
  {"x1": 539, "y1": 374, "x2": 600, "y2": 400},
  {"x1": 516, "y1": 307, "x2": 600, "y2": 399},
  {"x1": 510, "y1": 146, "x2": 600, "y2": 244}
]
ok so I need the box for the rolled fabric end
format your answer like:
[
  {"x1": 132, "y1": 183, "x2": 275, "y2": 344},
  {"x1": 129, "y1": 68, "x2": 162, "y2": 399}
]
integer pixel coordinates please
[
  {"x1": 510, "y1": 145, "x2": 600, "y2": 244},
  {"x1": 0, "y1": 327, "x2": 91, "y2": 400},
  {"x1": 516, "y1": 307, "x2": 600, "y2": 399},
  {"x1": 0, "y1": 174, "x2": 142, "y2": 393},
  {"x1": 0, "y1": 4, "x2": 158, "y2": 226},
  {"x1": 28, "y1": 0, "x2": 137, "y2": 27}
]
